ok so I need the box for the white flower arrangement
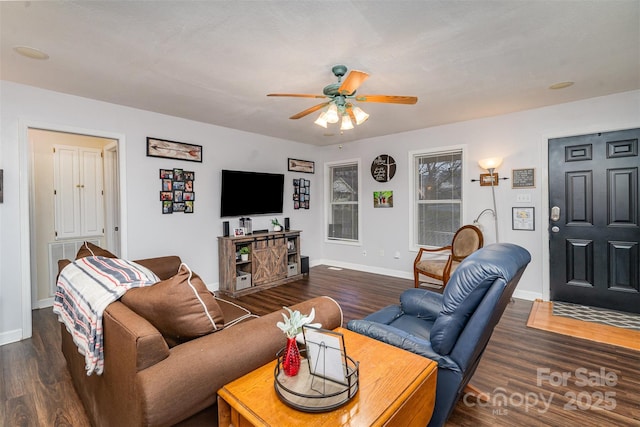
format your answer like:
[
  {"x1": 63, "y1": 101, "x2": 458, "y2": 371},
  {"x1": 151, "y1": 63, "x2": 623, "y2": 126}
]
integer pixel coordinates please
[{"x1": 276, "y1": 307, "x2": 318, "y2": 339}]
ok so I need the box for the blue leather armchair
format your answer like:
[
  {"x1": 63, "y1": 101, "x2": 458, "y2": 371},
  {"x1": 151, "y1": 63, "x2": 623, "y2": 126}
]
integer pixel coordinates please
[{"x1": 347, "y1": 243, "x2": 531, "y2": 427}]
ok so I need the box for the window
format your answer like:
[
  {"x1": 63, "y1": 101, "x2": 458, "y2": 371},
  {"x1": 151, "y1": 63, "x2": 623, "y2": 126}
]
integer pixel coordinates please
[
  {"x1": 326, "y1": 160, "x2": 360, "y2": 242},
  {"x1": 412, "y1": 149, "x2": 463, "y2": 248}
]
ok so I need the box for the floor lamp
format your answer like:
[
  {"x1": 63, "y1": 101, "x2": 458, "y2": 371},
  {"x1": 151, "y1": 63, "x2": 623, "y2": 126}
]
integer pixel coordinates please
[{"x1": 476, "y1": 157, "x2": 503, "y2": 243}]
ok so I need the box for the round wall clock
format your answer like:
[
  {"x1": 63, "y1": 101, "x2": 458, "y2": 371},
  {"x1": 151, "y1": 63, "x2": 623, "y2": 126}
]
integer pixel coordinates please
[{"x1": 371, "y1": 154, "x2": 396, "y2": 182}]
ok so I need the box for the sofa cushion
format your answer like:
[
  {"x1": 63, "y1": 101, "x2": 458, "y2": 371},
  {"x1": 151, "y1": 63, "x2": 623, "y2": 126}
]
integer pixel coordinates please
[
  {"x1": 121, "y1": 263, "x2": 224, "y2": 347},
  {"x1": 76, "y1": 241, "x2": 118, "y2": 259},
  {"x1": 215, "y1": 298, "x2": 257, "y2": 327}
]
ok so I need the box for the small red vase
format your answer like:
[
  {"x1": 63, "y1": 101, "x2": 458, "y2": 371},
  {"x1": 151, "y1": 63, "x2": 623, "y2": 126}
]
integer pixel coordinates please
[{"x1": 282, "y1": 337, "x2": 301, "y2": 376}]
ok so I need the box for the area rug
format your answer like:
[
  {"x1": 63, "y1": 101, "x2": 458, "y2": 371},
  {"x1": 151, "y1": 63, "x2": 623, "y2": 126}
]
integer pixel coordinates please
[
  {"x1": 552, "y1": 301, "x2": 640, "y2": 331},
  {"x1": 527, "y1": 299, "x2": 640, "y2": 351}
]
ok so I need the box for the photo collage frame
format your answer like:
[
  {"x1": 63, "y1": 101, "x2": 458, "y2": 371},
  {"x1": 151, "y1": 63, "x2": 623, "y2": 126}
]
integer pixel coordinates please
[
  {"x1": 160, "y1": 168, "x2": 195, "y2": 214},
  {"x1": 293, "y1": 178, "x2": 310, "y2": 210}
]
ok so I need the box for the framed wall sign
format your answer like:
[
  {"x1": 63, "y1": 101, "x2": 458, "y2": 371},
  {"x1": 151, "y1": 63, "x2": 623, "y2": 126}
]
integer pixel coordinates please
[
  {"x1": 512, "y1": 207, "x2": 535, "y2": 230},
  {"x1": 480, "y1": 173, "x2": 499, "y2": 186},
  {"x1": 512, "y1": 168, "x2": 535, "y2": 188},
  {"x1": 370, "y1": 154, "x2": 396, "y2": 182},
  {"x1": 147, "y1": 137, "x2": 202, "y2": 162},
  {"x1": 288, "y1": 158, "x2": 315, "y2": 174}
]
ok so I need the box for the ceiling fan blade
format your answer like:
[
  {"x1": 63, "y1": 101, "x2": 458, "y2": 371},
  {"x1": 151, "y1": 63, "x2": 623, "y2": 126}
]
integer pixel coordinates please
[
  {"x1": 338, "y1": 70, "x2": 369, "y2": 95},
  {"x1": 355, "y1": 95, "x2": 418, "y2": 104},
  {"x1": 267, "y1": 93, "x2": 327, "y2": 99},
  {"x1": 289, "y1": 101, "x2": 331, "y2": 119},
  {"x1": 346, "y1": 105, "x2": 356, "y2": 122}
]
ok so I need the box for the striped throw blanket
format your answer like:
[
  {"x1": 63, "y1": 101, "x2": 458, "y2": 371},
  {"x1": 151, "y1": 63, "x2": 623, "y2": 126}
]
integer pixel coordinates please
[{"x1": 53, "y1": 256, "x2": 160, "y2": 375}]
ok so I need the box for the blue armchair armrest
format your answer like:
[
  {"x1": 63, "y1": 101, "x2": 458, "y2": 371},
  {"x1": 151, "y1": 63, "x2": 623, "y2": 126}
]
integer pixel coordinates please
[{"x1": 346, "y1": 319, "x2": 459, "y2": 371}]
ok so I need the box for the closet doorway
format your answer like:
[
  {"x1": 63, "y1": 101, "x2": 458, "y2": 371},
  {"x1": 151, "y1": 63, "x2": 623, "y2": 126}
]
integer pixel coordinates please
[{"x1": 29, "y1": 128, "x2": 122, "y2": 309}]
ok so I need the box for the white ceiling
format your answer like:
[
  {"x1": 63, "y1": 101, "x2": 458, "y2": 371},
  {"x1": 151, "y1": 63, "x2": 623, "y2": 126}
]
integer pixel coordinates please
[{"x1": 2, "y1": 1, "x2": 639, "y2": 146}]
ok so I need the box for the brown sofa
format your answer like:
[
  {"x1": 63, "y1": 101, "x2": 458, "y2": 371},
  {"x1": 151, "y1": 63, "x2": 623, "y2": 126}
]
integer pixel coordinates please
[{"x1": 57, "y1": 255, "x2": 343, "y2": 426}]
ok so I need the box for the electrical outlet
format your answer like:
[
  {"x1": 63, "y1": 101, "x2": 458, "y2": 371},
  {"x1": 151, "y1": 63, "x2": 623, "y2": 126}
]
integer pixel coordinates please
[
  {"x1": 362, "y1": 250, "x2": 367, "y2": 257},
  {"x1": 379, "y1": 249, "x2": 385, "y2": 257}
]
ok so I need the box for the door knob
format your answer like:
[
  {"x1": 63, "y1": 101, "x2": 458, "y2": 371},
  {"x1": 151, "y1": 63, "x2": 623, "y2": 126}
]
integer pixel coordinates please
[{"x1": 551, "y1": 226, "x2": 560, "y2": 233}]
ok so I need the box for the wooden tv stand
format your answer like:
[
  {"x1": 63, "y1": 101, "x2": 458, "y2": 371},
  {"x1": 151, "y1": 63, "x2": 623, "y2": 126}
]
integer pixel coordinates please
[{"x1": 218, "y1": 230, "x2": 302, "y2": 297}]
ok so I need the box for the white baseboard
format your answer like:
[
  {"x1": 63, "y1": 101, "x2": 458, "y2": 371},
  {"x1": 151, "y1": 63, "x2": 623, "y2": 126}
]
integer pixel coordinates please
[
  {"x1": 34, "y1": 297, "x2": 54, "y2": 309},
  {"x1": 512, "y1": 289, "x2": 542, "y2": 301},
  {"x1": 312, "y1": 258, "x2": 412, "y2": 281},
  {"x1": 0, "y1": 329, "x2": 23, "y2": 346},
  {"x1": 312, "y1": 259, "x2": 543, "y2": 302}
]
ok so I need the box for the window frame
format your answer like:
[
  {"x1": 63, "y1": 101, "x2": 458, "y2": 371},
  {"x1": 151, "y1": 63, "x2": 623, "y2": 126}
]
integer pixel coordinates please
[
  {"x1": 408, "y1": 146, "x2": 466, "y2": 251},
  {"x1": 324, "y1": 158, "x2": 362, "y2": 245}
]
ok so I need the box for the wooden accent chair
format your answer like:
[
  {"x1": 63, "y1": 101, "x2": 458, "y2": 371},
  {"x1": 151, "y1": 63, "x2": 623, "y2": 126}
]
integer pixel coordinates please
[{"x1": 413, "y1": 225, "x2": 483, "y2": 289}]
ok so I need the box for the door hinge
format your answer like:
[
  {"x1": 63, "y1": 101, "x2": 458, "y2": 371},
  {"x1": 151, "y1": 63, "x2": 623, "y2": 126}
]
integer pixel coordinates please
[
  {"x1": 55, "y1": 231, "x2": 58, "y2": 237},
  {"x1": 53, "y1": 147, "x2": 56, "y2": 153},
  {"x1": 53, "y1": 189, "x2": 56, "y2": 195}
]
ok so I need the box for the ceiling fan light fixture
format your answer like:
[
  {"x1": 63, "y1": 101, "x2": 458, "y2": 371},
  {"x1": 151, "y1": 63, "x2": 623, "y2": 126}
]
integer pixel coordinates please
[
  {"x1": 325, "y1": 104, "x2": 339, "y2": 124},
  {"x1": 340, "y1": 114, "x2": 354, "y2": 130},
  {"x1": 352, "y1": 106, "x2": 369, "y2": 125},
  {"x1": 314, "y1": 112, "x2": 328, "y2": 128}
]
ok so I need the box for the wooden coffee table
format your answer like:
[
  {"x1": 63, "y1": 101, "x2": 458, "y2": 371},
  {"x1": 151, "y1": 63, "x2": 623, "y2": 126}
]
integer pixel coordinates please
[{"x1": 218, "y1": 327, "x2": 438, "y2": 427}]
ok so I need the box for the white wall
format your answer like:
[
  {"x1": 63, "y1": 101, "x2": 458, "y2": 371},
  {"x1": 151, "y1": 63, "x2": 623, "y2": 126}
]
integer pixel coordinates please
[
  {"x1": 0, "y1": 81, "x2": 319, "y2": 345},
  {"x1": 1, "y1": 79, "x2": 638, "y2": 345},
  {"x1": 316, "y1": 90, "x2": 640, "y2": 301}
]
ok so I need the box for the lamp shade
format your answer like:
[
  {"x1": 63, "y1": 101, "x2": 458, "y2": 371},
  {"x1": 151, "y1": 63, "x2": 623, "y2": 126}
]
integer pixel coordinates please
[
  {"x1": 352, "y1": 106, "x2": 370, "y2": 125},
  {"x1": 314, "y1": 112, "x2": 328, "y2": 128},
  {"x1": 325, "y1": 104, "x2": 339, "y2": 124},
  {"x1": 478, "y1": 157, "x2": 503, "y2": 171},
  {"x1": 340, "y1": 114, "x2": 354, "y2": 130}
]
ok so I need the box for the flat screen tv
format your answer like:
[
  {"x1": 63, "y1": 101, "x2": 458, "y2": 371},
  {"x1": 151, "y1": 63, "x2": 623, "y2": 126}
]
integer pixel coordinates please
[{"x1": 220, "y1": 169, "x2": 285, "y2": 217}]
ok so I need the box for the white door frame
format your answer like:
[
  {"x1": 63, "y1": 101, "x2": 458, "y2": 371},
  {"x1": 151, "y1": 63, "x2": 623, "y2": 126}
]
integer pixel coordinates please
[
  {"x1": 18, "y1": 119, "x2": 128, "y2": 339},
  {"x1": 103, "y1": 141, "x2": 121, "y2": 257}
]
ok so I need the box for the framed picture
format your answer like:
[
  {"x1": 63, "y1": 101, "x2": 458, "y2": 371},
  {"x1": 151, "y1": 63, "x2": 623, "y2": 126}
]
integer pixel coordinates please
[
  {"x1": 303, "y1": 326, "x2": 348, "y2": 385},
  {"x1": 373, "y1": 191, "x2": 393, "y2": 208},
  {"x1": 147, "y1": 137, "x2": 203, "y2": 163},
  {"x1": 480, "y1": 173, "x2": 499, "y2": 186},
  {"x1": 512, "y1": 207, "x2": 535, "y2": 230},
  {"x1": 159, "y1": 169, "x2": 174, "y2": 179},
  {"x1": 512, "y1": 168, "x2": 536, "y2": 188},
  {"x1": 293, "y1": 178, "x2": 310, "y2": 210},
  {"x1": 159, "y1": 168, "x2": 195, "y2": 214},
  {"x1": 233, "y1": 227, "x2": 245, "y2": 237},
  {"x1": 288, "y1": 158, "x2": 315, "y2": 174}
]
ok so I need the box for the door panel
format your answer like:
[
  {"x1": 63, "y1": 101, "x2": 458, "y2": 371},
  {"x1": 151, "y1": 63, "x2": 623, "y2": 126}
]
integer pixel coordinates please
[
  {"x1": 565, "y1": 171, "x2": 592, "y2": 224},
  {"x1": 549, "y1": 128, "x2": 640, "y2": 313}
]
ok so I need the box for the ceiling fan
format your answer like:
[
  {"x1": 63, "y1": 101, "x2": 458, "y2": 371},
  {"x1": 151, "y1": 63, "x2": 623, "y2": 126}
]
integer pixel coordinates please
[{"x1": 267, "y1": 65, "x2": 418, "y2": 130}]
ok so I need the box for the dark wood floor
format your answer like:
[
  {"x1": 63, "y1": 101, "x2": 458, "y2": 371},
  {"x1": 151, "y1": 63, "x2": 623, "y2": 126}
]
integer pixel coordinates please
[{"x1": 2, "y1": 265, "x2": 639, "y2": 426}]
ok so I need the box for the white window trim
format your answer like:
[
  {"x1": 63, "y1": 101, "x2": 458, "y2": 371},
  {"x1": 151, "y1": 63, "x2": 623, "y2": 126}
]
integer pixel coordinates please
[
  {"x1": 324, "y1": 158, "x2": 362, "y2": 245},
  {"x1": 408, "y1": 145, "x2": 467, "y2": 252}
]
